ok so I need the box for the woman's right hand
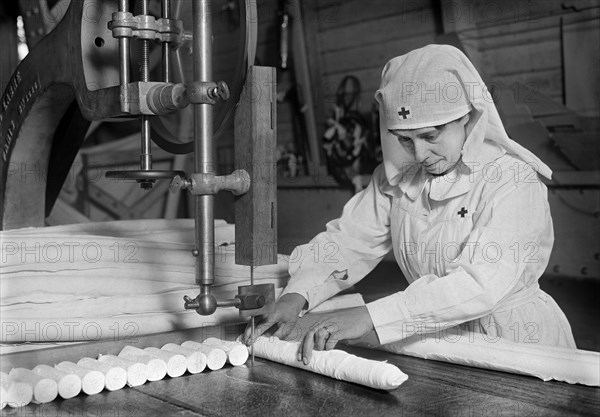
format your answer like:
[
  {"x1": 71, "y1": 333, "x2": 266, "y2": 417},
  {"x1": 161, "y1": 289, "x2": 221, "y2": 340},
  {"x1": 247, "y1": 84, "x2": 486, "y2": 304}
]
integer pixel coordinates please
[{"x1": 241, "y1": 293, "x2": 307, "y2": 345}]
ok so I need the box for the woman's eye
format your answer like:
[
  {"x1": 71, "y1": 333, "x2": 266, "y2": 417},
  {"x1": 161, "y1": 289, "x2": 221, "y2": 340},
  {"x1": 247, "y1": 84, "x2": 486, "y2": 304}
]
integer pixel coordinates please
[
  {"x1": 423, "y1": 135, "x2": 436, "y2": 141},
  {"x1": 398, "y1": 136, "x2": 411, "y2": 143}
]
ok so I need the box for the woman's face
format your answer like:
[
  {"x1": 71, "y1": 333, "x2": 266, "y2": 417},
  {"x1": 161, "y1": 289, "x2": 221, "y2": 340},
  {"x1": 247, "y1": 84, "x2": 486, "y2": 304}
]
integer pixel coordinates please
[{"x1": 390, "y1": 114, "x2": 470, "y2": 175}]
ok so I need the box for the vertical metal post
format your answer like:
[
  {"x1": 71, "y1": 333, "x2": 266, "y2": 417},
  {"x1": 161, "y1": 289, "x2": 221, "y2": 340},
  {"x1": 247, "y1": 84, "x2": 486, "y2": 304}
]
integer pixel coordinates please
[
  {"x1": 193, "y1": 0, "x2": 214, "y2": 289},
  {"x1": 140, "y1": 0, "x2": 152, "y2": 176},
  {"x1": 118, "y1": 0, "x2": 130, "y2": 112},
  {"x1": 162, "y1": 0, "x2": 171, "y2": 82}
]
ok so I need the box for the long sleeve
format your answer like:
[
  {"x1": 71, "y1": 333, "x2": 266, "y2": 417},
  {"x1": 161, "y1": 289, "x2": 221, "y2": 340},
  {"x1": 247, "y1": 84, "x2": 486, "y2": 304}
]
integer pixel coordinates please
[
  {"x1": 281, "y1": 165, "x2": 393, "y2": 311},
  {"x1": 367, "y1": 167, "x2": 554, "y2": 345}
]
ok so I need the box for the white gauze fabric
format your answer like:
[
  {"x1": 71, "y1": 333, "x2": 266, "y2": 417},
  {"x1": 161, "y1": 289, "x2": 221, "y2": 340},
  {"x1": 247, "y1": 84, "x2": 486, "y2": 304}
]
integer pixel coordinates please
[
  {"x1": 251, "y1": 336, "x2": 408, "y2": 391},
  {"x1": 375, "y1": 44, "x2": 552, "y2": 183}
]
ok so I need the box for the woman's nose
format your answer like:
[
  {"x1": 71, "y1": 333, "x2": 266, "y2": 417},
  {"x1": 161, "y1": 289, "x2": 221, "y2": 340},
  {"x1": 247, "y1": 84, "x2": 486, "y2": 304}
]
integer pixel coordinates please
[{"x1": 413, "y1": 141, "x2": 430, "y2": 163}]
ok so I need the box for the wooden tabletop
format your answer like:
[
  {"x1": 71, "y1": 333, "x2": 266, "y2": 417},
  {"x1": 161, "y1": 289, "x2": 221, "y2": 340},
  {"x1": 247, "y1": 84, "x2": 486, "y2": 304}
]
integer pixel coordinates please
[{"x1": 2, "y1": 332, "x2": 598, "y2": 417}]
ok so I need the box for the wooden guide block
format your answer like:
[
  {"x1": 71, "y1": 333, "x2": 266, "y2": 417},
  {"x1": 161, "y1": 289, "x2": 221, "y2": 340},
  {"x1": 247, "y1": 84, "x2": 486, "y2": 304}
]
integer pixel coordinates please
[
  {"x1": 8, "y1": 368, "x2": 57, "y2": 404},
  {"x1": 203, "y1": 338, "x2": 249, "y2": 366},
  {"x1": 161, "y1": 343, "x2": 207, "y2": 374},
  {"x1": 144, "y1": 347, "x2": 187, "y2": 378},
  {"x1": 55, "y1": 361, "x2": 104, "y2": 395},
  {"x1": 97, "y1": 355, "x2": 147, "y2": 387},
  {"x1": 118, "y1": 346, "x2": 167, "y2": 382},
  {"x1": 32, "y1": 364, "x2": 81, "y2": 399},
  {"x1": 234, "y1": 65, "x2": 278, "y2": 266},
  {"x1": 181, "y1": 341, "x2": 227, "y2": 371},
  {"x1": 1, "y1": 371, "x2": 33, "y2": 409},
  {"x1": 77, "y1": 358, "x2": 127, "y2": 391}
]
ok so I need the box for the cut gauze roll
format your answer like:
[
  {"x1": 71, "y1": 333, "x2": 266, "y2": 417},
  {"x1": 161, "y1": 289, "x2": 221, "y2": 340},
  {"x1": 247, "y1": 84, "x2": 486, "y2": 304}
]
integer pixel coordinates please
[
  {"x1": 181, "y1": 341, "x2": 227, "y2": 370},
  {"x1": 119, "y1": 346, "x2": 167, "y2": 381},
  {"x1": 2, "y1": 371, "x2": 33, "y2": 409},
  {"x1": 98, "y1": 355, "x2": 147, "y2": 387},
  {"x1": 161, "y1": 343, "x2": 207, "y2": 374},
  {"x1": 144, "y1": 347, "x2": 187, "y2": 378},
  {"x1": 78, "y1": 358, "x2": 127, "y2": 391},
  {"x1": 203, "y1": 338, "x2": 249, "y2": 366},
  {"x1": 55, "y1": 361, "x2": 105, "y2": 395},
  {"x1": 9, "y1": 368, "x2": 58, "y2": 404},
  {"x1": 32, "y1": 364, "x2": 81, "y2": 399},
  {"x1": 252, "y1": 336, "x2": 408, "y2": 391}
]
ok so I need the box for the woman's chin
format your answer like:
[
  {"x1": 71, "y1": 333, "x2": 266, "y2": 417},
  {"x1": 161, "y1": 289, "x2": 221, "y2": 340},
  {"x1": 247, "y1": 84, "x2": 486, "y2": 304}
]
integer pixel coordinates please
[{"x1": 424, "y1": 161, "x2": 457, "y2": 176}]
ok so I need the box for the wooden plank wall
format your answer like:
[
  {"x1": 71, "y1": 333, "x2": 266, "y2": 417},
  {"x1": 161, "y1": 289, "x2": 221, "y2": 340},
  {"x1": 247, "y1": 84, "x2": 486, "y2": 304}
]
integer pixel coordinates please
[
  {"x1": 210, "y1": 0, "x2": 443, "y2": 173},
  {"x1": 208, "y1": 0, "x2": 599, "y2": 168},
  {"x1": 313, "y1": 0, "x2": 440, "y2": 117},
  {"x1": 443, "y1": 0, "x2": 600, "y2": 125}
]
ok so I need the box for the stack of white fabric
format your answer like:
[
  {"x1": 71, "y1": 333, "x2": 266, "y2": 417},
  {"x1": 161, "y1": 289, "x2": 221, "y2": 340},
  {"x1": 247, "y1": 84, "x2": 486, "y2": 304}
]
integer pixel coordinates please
[{"x1": 0, "y1": 219, "x2": 289, "y2": 343}]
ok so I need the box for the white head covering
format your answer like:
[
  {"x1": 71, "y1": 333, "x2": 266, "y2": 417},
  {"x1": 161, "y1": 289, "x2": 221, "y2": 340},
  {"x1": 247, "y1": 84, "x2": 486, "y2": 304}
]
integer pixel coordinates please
[{"x1": 375, "y1": 44, "x2": 552, "y2": 186}]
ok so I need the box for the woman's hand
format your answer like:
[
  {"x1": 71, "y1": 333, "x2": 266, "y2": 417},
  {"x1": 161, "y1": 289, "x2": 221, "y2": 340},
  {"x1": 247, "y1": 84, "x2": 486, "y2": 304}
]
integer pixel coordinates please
[
  {"x1": 241, "y1": 293, "x2": 307, "y2": 345},
  {"x1": 298, "y1": 306, "x2": 376, "y2": 365}
]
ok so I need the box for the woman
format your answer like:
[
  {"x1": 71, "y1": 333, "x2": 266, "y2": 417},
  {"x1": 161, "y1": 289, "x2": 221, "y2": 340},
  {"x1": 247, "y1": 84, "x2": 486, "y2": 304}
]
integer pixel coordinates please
[{"x1": 243, "y1": 44, "x2": 576, "y2": 364}]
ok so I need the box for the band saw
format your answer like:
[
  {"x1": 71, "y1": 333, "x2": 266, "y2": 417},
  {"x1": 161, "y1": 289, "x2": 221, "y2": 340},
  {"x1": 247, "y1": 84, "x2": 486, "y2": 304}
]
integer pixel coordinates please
[{"x1": 0, "y1": 0, "x2": 277, "y2": 348}]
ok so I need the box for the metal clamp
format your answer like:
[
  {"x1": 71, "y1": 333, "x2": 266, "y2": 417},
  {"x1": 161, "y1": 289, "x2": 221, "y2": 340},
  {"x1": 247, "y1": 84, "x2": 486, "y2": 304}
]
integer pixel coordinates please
[
  {"x1": 188, "y1": 81, "x2": 230, "y2": 105},
  {"x1": 183, "y1": 283, "x2": 275, "y2": 317},
  {"x1": 236, "y1": 284, "x2": 275, "y2": 317},
  {"x1": 125, "y1": 82, "x2": 189, "y2": 115},
  {"x1": 109, "y1": 12, "x2": 184, "y2": 45},
  {"x1": 169, "y1": 170, "x2": 250, "y2": 196}
]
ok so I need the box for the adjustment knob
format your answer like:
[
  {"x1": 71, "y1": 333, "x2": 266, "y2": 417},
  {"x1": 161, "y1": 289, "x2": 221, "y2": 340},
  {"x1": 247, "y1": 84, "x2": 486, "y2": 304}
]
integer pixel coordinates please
[{"x1": 216, "y1": 81, "x2": 230, "y2": 100}]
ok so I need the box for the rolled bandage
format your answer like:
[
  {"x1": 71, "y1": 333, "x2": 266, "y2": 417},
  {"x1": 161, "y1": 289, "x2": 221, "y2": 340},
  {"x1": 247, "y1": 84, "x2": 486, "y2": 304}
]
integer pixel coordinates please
[
  {"x1": 203, "y1": 338, "x2": 249, "y2": 366},
  {"x1": 252, "y1": 336, "x2": 408, "y2": 391},
  {"x1": 98, "y1": 355, "x2": 147, "y2": 387},
  {"x1": 161, "y1": 343, "x2": 207, "y2": 374},
  {"x1": 144, "y1": 347, "x2": 187, "y2": 378},
  {"x1": 181, "y1": 341, "x2": 227, "y2": 370},
  {"x1": 55, "y1": 361, "x2": 105, "y2": 395},
  {"x1": 1, "y1": 371, "x2": 33, "y2": 409},
  {"x1": 9, "y1": 368, "x2": 58, "y2": 404},
  {"x1": 32, "y1": 364, "x2": 81, "y2": 399},
  {"x1": 0, "y1": 372, "x2": 5, "y2": 410},
  {"x1": 119, "y1": 346, "x2": 167, "y2": 381},
  {"x1": 378, "y1": 333, "x2": 600, "y2": 387},
  {"x1": 77, "y1": 358, "x2": 127, "y2": 391},
  {"x1": 1, "y1": 371, "x2": 9, "y2": 409}
]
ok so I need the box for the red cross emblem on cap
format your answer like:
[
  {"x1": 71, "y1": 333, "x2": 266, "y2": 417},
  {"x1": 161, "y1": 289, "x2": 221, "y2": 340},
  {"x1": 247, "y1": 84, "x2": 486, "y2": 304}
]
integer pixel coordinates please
[{"x1": 397, "y1": 106, "x2": 412, "y2": 120}]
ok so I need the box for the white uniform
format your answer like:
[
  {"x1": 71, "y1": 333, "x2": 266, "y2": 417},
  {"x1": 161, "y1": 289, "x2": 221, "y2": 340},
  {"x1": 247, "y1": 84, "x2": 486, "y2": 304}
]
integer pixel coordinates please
[{"x1": 282, "y1": 141, "x2": 576, "y2": 349}]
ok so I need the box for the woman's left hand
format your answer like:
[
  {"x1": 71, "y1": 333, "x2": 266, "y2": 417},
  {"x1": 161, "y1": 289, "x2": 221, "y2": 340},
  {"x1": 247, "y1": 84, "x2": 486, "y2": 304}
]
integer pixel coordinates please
[{"x1": 297, "y1": 306, "x2": 376, "y2": 365}]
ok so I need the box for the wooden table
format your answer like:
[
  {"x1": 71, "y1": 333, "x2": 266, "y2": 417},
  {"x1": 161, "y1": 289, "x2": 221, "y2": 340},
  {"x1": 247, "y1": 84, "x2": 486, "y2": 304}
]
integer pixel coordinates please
[{"x1": 2, "y1": 326, "x2": 598, "y2": 417}]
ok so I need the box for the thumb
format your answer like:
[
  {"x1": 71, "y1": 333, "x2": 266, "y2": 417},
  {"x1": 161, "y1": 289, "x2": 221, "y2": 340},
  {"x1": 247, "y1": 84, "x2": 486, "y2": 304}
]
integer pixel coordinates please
[{"x1": 324, "y1": 329, "x2": 345, "y2": 351}]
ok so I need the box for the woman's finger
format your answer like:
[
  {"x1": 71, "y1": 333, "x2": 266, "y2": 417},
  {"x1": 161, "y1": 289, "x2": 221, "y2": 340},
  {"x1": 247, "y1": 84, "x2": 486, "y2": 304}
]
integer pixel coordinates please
[
  {"x1": 300, "y1": 327, "x2": 317, "y2": 365},
  {"x1": 324, "y1": 330, "x2": 341, "y2": 351},
  {"x1": 242, "y1": 315, "x2": 272, "y2": 345},
  {"x1": 314, "y1": 327, "x2": 330, "y2": 351}
]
